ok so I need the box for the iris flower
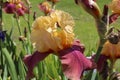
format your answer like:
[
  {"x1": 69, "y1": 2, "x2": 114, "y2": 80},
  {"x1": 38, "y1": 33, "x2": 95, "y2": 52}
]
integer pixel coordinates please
[
  {"x1": 3, "y1": 0, "x2": 28, "y2": 16},
  {"x1": 38, "y1": 1, "x2": 52, "y2": 15},
  {"x1": 24, "y1": 10, "x2": 96, "y2": 80}
]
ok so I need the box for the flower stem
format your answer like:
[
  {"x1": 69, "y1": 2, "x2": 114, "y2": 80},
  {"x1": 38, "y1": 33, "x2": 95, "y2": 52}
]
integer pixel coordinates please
[
  {"x1": 16, "y1": 18, "x2": 22, "y2": 35},
  {"x1": 0, "y1": 0, "x2": 3, "y2": 31},
  {"x1": 27, "y1": 6, "x2": 31, "y2": 33}
]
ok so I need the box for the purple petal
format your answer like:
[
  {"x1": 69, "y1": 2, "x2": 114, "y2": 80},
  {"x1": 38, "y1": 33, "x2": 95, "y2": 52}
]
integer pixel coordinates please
[
  {"x1": 23, "y1": 51, "x2": 50, "y2": 79},
  {"x1": 58, "y1": 40, "x2": 96, "y2": 80}
]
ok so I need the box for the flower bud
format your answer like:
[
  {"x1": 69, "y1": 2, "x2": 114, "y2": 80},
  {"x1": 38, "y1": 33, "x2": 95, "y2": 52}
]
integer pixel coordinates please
[{"x1": 75, "y1": 0, "x2": 101, "y2": 19}]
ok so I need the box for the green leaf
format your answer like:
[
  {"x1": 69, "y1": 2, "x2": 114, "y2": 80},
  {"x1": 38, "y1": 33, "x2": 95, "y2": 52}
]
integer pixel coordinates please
[
  {"x1": 2, "y1": 48, "x2": 18, "y2": 80},
  {"x1": 18, "y1": 57, "x2": 26, "y2": 80},
  {"x1": 3, "y1": 65, "x2": 7, "y2": 80}
]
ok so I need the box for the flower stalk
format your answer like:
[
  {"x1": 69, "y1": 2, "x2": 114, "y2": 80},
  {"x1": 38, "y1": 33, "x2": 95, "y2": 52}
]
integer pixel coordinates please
[{"x1": 0, "y1": 0, "x2": 3, "y2": 31}]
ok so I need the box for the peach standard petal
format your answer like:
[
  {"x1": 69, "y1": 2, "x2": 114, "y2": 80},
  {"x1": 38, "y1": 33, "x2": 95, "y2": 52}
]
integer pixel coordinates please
[{"x1": 31, "y1": 10, "x2": 75, "y2": 52}]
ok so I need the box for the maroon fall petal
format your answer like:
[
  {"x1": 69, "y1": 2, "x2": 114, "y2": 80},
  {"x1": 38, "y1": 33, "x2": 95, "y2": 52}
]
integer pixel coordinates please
[
  {"x1": 97, "y1": 54, "x2": 108, "y2": 72},
  {"x1": 23, "y1": 51, "x2": 50, "y2": 79},
  {"x1": 58, "y1": 40, "x2": 96, "y2": 80}
]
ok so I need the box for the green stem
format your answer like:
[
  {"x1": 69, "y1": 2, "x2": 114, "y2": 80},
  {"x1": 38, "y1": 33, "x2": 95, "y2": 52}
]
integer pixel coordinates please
[
  {"x1": 26, "y1": 4, "x2": 31, "y2": 33},
  {"x1": 27, "y1": 10, "x2": 31, "y2": 33},
  {"x1": 86, "y1": 19, "x2": 107, "y2": 80},
  {"x1": 0, "y1": 0, "x2": 3, "y2": 31},
  {"x1": 16, "y1": 18, "x2": 22, "y2": 35},
  {"x1": 109, "y1": 60, "x2": 115, "y2": 74},
  {"x1": 95, "y1": 19, "x2": 107, "y2": 62}
]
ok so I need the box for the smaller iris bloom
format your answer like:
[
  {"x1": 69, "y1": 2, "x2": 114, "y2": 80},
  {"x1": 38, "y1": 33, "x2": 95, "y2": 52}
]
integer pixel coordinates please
[
  {"x1": 0, "y1": 31, "x2": 6, "y2": 41},
  {"x1": 24, "y1": 10, "x2": 96, "y2": 80},
  {"x1": 109, "y1": 0, "x2": 120, "y2": 14},
  {"x1": 3, "y1": 0, "x2": 28, "y2": 16},
  {"x1": 38, "y1": 1, "x2": 52, "y2": 15},
  {"x1": 97, "y1": 41, "x2": 120, "y2": 72}
]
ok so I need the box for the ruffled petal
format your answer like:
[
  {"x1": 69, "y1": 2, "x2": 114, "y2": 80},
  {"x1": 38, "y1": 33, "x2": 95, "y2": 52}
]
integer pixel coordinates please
[
  {"x1": 31, "y1": 10, "x2": 75, "y2": 52},
  {"x1": 58, "y1": 40, "x2": 96, "y2": 80}
]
